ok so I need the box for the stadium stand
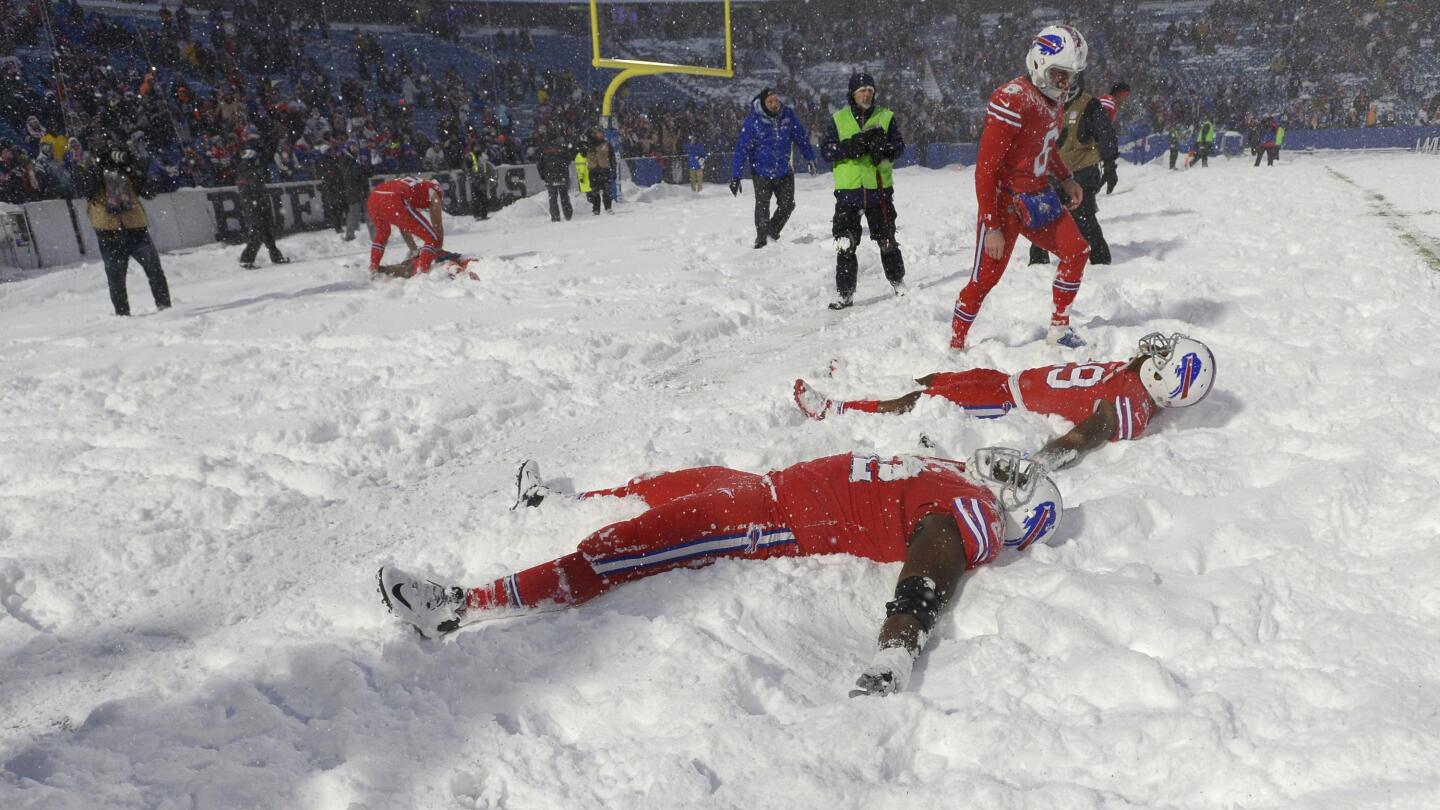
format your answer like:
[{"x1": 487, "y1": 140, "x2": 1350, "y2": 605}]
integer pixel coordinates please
[{"x1": 2, "y1": 0, "x2": 1437, "y2": 204}]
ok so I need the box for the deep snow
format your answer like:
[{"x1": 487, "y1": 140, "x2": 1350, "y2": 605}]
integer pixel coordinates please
[{"x1": 3, "y1": 152, "x2": 1440, "y2": 809}]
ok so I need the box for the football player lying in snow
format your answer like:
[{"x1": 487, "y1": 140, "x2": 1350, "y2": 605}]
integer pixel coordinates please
[
  {"x1": 372, "y1": 249, "x2": 480, "y2": 280},
  {"x1": 379, "y1": 447, "x2": 1063, "y2": 698},
  {"x1": 794, "y1": 332, "x2": 1215, "y2": 471}
]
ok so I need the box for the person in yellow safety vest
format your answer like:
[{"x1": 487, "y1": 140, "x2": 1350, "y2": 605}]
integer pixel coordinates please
[
  {"x1": 1195, "y1": 119, "x2": 1215, "y2": 167},
  {"x1": 816, "y1": 72, "x2": 907, "y2": 310},
  {"x1": 575, "y1": 151, "x2": 590, "y2": 195}
]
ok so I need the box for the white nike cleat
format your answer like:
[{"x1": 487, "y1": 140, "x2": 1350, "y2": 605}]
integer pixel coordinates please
[
  {"x1": 1046, "y1": 324, "x2": 1087, "y2": 348},
  {"x1": 378, "y1": 566, "x2": 466, "y2": 639},
  {"x1": 793, "y1": 378, "x2": 834, "y2": 421},
  {"x1": 512, "y1": 459, "x2": 550, "y2": 509}
]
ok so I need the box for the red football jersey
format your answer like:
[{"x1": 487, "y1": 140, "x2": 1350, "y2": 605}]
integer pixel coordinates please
[
  {"x1": 372, "y1": 176, "x2": 442, "y2": 209},
  {"x1": 770, "y1": 454, "x2": 1007, "y2": 567},
  {"x1": 976, "y1": 76, "x2": 1070, "y2": 228},
  {"x1": 1012, "y1": 361, "x2": 1156, "y2": 441}
]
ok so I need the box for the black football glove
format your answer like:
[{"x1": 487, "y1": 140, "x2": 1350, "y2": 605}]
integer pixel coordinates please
[
  {"x1": 839, "y1": 136, "x2": 867, "y2": 159},
  {"x1": 1102, "y1": 162, "x2": 1118, "y2": 195},
  {"x1": 729, "y1": 178, "x2": 742, "y2": 196}
]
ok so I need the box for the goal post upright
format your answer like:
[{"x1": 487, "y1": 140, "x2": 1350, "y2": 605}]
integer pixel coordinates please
[{"x1": 588, "y1": 0, "x2": 734, "y2": 127}]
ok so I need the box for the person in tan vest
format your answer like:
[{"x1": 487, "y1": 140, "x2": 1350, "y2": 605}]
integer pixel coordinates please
[
  {"x1": 583, "y1": 128, "x2": 615, "y2": 215},
  {"x1": 72, "y1": 135, "x2": 172, "y2": 316},
  {"x1": 1027, "y1": 80, "x2": 1118, "y2": 266}
]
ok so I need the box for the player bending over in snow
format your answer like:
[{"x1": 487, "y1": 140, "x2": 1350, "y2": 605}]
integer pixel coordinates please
[
  {"x1": 367, "y1": 176, "x2": 445, "y2": 276},
  {"x1": 379, "y1": 447, "x2": 1064, "y2": 698},
  {"x1": 794, "y1": 333, "x2": 1215, "y2": 471}
]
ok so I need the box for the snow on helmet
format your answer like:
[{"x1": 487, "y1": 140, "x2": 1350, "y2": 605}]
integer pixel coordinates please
[
  {"x1": 1026, "y1": 25, "x2": 1088, "y2": 102},
  {"x1": 1137, "y1": 333, "x2": 1216, "y2": 408},
  {"x1": 969, "y1": 447, "x2": 1064, "y2": 551}
]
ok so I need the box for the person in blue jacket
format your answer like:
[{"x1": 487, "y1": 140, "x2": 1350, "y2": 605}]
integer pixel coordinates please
[
  {"x1": 730, "y1": 88, "x2": 817, "y2": 248},
  {"x1": 684, "y1": 134, "x2": 707, "y2": 192}
]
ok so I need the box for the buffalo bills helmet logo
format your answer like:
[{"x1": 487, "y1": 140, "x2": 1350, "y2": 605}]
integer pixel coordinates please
[
  {"x1": 1009, "y1": 500, "x2": 1058, "y2": 549},
  {"x1": 1034, "y1": 34, "x2": 1066, "y2": 55},
  {"x1": 1169, "y1": 352, "x2": 1204, "y2": 401}
]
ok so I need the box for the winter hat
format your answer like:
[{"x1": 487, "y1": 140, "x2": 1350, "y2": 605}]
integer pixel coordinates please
[
  {"x1": 1110, "y1": 81, "x2": 1131, "y2": 95},
  {"x1": 848, "y1": 72, "x2": 876, "y2": 96}
]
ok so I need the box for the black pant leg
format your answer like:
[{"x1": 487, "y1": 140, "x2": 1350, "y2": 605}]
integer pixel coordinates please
[
  {"x1": 240, "y1": 218, "x2": 261, "y2": 263},
  {"x1": 832, "y1": 203, "x2": 862, "y2": 295},
  {"x1": 559, "y1": 187, "x2": 572, "y2": 219},
  {"x1": 863, "y1": 201, "x2": 905, "y2": 283},
  {"x1": 129, "y1": 230, "x2": 171, "y2": 308},
  {"x1": 768, "y1": 173, "x2": 796, "y2": 236},
  {"x1": 262, "y1": 218, "x2": 283, "y2": 261},
  {"x1": 98, "y1": 232, "x2": 132, "y2": 315},
  {"x1": 547, "y1": 186, "x2": 562, "y2": 220},
  {"x1": 1071, "y1": 182, "x2": 1109, "y2": 263},
  {"x1": 753, "y1": 176, "x2": 775, "y2": 231}
]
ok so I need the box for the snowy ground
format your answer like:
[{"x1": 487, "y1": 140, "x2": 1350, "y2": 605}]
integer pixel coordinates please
[{"x1": 3, "y1": 151, "x2": 1440, "y2": 809}]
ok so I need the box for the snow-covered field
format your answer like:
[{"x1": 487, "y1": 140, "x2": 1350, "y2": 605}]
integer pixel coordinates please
[{"x1": 3, "y1": 151, "x2": 1440, "y2": 809}]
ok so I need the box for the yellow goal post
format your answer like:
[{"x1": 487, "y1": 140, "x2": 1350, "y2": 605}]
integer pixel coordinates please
[{"x1": 588, "y1": 0, "x2": 734, "y2": 126}]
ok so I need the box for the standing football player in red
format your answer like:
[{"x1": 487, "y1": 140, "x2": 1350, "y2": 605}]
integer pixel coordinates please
[
  {"x1": 366, "y1": 175, "x2": 445, "y2": 275},
  {"x1": 379, "y1": 446, "x2": 1064, "y2": 698},
  {"x1": 951, "y1": 25, "x2": 1093, "y2": 351},
  {"x1": 794, "y1": 333, "x2": 1216, "y2": 471}
]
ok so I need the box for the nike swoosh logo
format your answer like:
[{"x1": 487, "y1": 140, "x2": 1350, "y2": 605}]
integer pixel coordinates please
[{"x1": 390, "y1": 583, "x2": 413, "y2": 611}]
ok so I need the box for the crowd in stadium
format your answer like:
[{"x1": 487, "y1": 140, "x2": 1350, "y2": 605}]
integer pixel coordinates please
[{"x1": 1, "y1": 0, "x2": 1437, "y2": 205}]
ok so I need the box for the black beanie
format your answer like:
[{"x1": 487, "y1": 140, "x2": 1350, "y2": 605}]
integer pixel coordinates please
[{"x1": 848, "y1": 72, "x2": 876, "y2": 96}]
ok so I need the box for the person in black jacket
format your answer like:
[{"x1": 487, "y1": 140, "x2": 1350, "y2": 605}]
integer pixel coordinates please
[
  {"x1": 318, "y1": 143, "x2": 347, "y2": 235},
  {"x1": 536, "y1": 133, "x2": 573, "y2": 222},
  {"x1": 236, "y1": 145, "x2": 289, "y2": 269},
  {"x1": 337, "y1": 140, "x2": 371, "y2": 241},
  {"x1": 1028, "y1": 82, "x2": 1118, "y2": 266},
  {"x1": 72, "y1": 135, "x2": 172, "y2": 316}
]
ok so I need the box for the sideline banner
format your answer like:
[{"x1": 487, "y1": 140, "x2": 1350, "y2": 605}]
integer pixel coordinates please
[{"x1": 204, "y1": 164, "x2": 544, "y2": 242}]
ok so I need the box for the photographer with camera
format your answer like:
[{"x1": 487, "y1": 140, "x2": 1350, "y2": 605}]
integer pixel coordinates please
[{"x1": 73, "y1": 133, "x2": 172, "y2": 317}]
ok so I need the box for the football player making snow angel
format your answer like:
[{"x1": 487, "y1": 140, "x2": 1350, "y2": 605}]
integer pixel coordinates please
[
  {"x1": 951, "y1": 25, "x2": 1093, "y2": 350},
  {"x1": 794, "y1": 333, "x2": 1215, "y2": 471},
  {"x1": 379, "y1": 447, "x2": 1064, "y2": 698},
  {"x1": 366, "y1": 175, "x2": 445, "y2": 276}
]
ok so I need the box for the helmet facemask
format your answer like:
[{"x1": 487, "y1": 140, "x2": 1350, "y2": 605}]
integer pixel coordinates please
[{"x1": 970, "y1": 447, "x2": 1065, "y2": 552}]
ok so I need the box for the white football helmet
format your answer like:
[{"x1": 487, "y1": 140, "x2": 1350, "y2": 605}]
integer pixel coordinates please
[
  {"x1": 1137, "y1": 333, "x2": 1216, "y2": 408},
  {"x1": 969, "y1": 447, "x2": 1064, "y2": 551},
  {"x1": 1026, "y1": 25, "x2": 1088, "y2": 102}
]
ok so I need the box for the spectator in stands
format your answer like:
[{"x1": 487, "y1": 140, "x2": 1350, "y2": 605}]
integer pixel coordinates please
[
  {"x1": 236, "y1": 144, "x2": 289, "y2": 269},
  {"x1": 72, "y1": 135, "x2": 171, "y2": 316},
  {"x1": 464, "y1": 142, "x2": 495, "y2": 221},
  {"x1": 583, "y1": 128, "x2": 615, "y2": 215},
  {"x1": 1028, "y1": 82, "x2": 1119, "y2": 266},
  {"x1": 729, "y1": 88, "x2": 816, "y2": 249},
  {"x1": 684, "y1": 134, "x2": 707, "y2": 193},
  {"x1": 819, "y1": 72, "x2": 907, "y2": 310},
  {"x1": 337, "y1": 140, "x2": 370, "y2": 241},
  {"x1": 537, "y1": 132, "x2": 574, "y2": 223}
]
